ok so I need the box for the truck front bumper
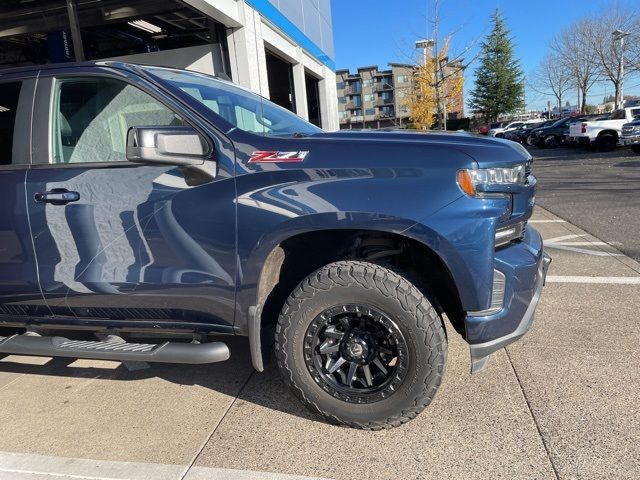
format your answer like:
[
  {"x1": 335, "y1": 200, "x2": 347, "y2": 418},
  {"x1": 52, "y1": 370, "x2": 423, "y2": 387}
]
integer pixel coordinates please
[
  {"x1": 620, "y1": 134, "x2": 640, "y2": 146},
  {"x1": 467, "y1": 227, "x2": 551, "y2": 373}
]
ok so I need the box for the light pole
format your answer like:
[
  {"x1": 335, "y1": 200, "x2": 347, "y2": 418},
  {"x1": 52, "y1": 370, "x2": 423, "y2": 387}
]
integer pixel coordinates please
[
  {"x1": 415, "y1": 39, "x2": 435, "y2": 129},
  {"x1": 438, "y1": 57, "x2": 448, "y2": 130},
  {"x1": 612, "y1": 29, "x2": 630, "y2": 109},
  {"x1": 415, "y1": 39, "x2": 435, "y2": 65}
]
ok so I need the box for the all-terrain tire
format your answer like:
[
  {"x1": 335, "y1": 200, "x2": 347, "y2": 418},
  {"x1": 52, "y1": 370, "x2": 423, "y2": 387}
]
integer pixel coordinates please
[{"x1": 275, "y1": 261, "x2": 447, "y2": 430}]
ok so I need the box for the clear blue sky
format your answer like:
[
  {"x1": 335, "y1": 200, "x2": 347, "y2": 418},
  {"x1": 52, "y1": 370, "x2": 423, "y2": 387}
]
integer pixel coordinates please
[{"x1": 331, "y1": 0, "x2": 640, "y2": 111}]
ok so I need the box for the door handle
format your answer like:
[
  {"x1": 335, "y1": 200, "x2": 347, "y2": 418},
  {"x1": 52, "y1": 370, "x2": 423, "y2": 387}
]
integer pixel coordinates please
[{"x1": 34, "y1": 188, "x2": 80, "y2": 206}]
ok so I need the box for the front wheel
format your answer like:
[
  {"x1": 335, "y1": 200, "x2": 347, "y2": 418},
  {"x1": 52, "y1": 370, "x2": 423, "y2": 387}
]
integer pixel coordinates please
[{"x1": 275, "y1": 261, "x2": 447, "y2": 429}]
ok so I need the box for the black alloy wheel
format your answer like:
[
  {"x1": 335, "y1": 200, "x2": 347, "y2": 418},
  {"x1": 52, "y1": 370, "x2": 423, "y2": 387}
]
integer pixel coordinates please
[
  {"x1": 304, "y1": 304, "x2": 408, "y2": 403},
  {"x1": 275, "y1": 261, "x2": 447, "y2": 429}
]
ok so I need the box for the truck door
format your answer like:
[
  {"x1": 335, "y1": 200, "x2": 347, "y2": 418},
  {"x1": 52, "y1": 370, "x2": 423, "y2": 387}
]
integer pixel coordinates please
[
  {"x1": 0, "y1": 77, "x2": 50, "y2": 319},
  {"x1": 25, "y1": 68, "x2": 237, "y2": 332}
]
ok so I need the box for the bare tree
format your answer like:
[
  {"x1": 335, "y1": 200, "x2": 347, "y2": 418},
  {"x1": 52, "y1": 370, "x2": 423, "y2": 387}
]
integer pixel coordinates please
[
  {"x1": 554, "y1": 20, "x2": 601, "y2": 113},
  {"x1": 397, "y1": 0, "x2": 478, "y2": 129},
  {"x1": 529, "y1": 52, "x2": 573, "y2": 115},
  {"x1": 585, "y1": 7, "x2": 640, "y2": 109}
]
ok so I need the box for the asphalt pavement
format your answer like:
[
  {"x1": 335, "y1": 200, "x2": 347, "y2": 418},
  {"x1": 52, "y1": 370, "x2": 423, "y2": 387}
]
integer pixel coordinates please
[
  {"x1": 533, "y1": 146, "x2": 640, "y2": 261},
  {"x1": 0, "y1": 205, "x2": 638, "y2": 479}
]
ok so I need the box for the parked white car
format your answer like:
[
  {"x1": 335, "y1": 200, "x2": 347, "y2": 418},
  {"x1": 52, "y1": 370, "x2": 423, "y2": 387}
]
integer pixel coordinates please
[
  {"x1": 489, "y1": 118, "x2": 545, "y2": 137},
  {"x1": 569, "y1": 107, "x2": 640, "y2": 151}
]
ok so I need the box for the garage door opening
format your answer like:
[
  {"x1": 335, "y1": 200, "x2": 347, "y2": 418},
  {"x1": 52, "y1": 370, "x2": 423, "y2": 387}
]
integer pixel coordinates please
[
  {"x1": 265, "y1": 50, "x2": 295, "y2": 113},
  {"x1": 0, "y1": 0, "x2": 231, "y2": 77},
  {"x1": 305, "y1": 72, "x2": 321, "y2": 127}
]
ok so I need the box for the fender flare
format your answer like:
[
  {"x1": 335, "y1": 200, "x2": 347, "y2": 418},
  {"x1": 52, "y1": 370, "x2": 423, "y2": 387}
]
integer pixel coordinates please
[{"x1": 243, "y1": 212, "x2": 466, "y2": 371}]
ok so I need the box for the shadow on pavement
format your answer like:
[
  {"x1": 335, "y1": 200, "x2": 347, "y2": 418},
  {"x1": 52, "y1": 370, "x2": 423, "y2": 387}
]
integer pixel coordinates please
[{"x1": 0, "y1": 335, "x2": 318, "y2": 423}]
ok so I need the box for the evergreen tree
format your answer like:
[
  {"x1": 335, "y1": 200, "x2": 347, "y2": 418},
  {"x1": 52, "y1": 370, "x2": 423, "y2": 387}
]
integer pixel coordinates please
[{"x1": 468, "y1": 10, "x2": 525, "y2": 122}]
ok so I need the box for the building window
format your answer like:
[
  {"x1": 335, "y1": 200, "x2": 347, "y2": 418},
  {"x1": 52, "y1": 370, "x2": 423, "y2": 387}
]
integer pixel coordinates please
[
  {"x1": 336, "y1": 82, "x2": 345, "y2": 90},
  {"x1": 365, "y1": 108, "x2": 375, "y2": 115},
  {"x1": 339, "y1": 97, "x2": 347, "y2": 104},
  {"x1": 352, "y1": 95, "x2": 362, "y2": 107},
  {"x1": 396, "y1": 75, "x2": 409, "y2": 83},
  {"x1": 380, "y1": 106, "x2": 394, "y2": 116},
  {"x1": 363, "y1": 79, "x2": 373, "y2": 87},
  {"x1": 364, "y1": 93, "x2": 374, "y2": 102}
]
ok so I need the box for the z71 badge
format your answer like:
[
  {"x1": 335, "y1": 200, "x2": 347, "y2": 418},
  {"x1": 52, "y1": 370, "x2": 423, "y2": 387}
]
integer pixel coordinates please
[{"x1": 248, "y1": 151, "x2": 309, "y2": 163}]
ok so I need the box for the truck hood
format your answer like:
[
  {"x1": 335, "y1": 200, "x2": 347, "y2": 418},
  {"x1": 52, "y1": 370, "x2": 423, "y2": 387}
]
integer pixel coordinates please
[{"x1": 310, "y1": 129, "x2": 532, "y2": 168}]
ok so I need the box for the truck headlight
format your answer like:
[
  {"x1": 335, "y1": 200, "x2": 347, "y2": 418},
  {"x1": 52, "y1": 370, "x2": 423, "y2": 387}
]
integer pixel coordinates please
[{"x1": 457, "y1": 164, "x2": 527, "y2": 197}]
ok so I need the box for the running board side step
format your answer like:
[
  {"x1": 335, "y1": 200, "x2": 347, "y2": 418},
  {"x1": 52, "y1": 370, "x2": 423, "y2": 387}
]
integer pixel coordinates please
[{"x1": 0, "y1": 335, "x2": 230, "y2": 364}]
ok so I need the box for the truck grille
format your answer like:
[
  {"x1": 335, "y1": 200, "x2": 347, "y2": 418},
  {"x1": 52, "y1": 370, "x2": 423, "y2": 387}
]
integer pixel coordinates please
[{"x1": 622, "y1": 125, "x2": 634, "y2": 135}]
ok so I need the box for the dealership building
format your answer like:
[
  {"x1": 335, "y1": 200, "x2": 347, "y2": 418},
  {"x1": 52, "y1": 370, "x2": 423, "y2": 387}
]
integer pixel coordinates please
[{"x1": 0, "y1": 0, "x2": 338, "y2": 130}]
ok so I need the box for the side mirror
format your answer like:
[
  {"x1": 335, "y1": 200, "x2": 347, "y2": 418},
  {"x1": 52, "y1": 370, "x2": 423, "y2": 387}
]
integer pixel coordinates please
[{"x1": 126, "y1": 126, "x2": 216, "y2": 185}]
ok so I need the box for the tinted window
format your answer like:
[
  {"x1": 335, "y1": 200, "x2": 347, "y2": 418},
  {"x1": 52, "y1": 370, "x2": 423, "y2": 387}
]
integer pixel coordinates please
[
  {"x1": 0, "y1": 82, "x2": 22, "y2": 166},
  {"x1": 610, "y1": 110, "x2": 626, "y2": 120},
  {"x1": 52, "y1": 77, "x2": 184, "y2": 164}
]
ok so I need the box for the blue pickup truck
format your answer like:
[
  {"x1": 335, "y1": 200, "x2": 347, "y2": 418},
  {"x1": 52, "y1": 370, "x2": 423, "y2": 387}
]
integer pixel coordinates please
[{"x1": 0, "y1": 62, "x2": 549, "y2": 429}]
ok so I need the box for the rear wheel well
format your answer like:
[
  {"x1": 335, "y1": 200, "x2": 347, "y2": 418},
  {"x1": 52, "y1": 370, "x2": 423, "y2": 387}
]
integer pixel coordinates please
[{"x1": 256, "y1": 230, "x2": 465, "y2": 356}]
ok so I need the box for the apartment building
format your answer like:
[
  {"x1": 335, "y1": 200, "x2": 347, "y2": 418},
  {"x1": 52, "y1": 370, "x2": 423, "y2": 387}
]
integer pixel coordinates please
[
  {"x1": 337, "y1": 59, "x2": 467, "y2": 129},
  {"x1": 336, "y1": 64, "x2": 414, "y2": 129}
]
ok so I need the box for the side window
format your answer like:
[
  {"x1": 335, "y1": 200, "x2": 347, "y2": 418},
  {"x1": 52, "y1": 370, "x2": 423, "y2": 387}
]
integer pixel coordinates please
[
  {"x1": 0, "y1": 82, "x2": 22, "y2": 166},
  {"x1": 52, "y1": 77, "x2": 184, "y2": 164},
  {"x1": 610, "y1": 110, "x2": 625, "y2": 120}
]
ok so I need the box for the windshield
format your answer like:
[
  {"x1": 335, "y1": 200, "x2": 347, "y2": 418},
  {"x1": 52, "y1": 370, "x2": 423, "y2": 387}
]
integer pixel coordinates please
[{"x1": 148, "y1": 68, "x2": 322, "y2": 137}]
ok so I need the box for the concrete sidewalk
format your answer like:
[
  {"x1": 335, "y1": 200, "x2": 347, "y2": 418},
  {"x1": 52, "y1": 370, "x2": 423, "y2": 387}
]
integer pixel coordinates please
[{"x1": 0, "y1": 207, "x2": 638, "y2": 480}]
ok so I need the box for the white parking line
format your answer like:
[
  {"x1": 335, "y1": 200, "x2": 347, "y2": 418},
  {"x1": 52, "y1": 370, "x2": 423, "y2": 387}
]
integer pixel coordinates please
[
  {"x1": 0, "y1": 451, "x2": 331, "y2": 480},
  {"x1": 549, "y1": 241, "x2": 607, "y2": 246},
  {"x1": 545, "y1": 234, "x2": 584, "y2": 243},
  {"x1": 544, "y1": 234, "x2": 623, "y2": 257},
  {"x1": 546, "y1": 276, "x2": 640, "y2": 284},
  {"x1": 545, "y1": 244, "x2": 624, "y2": 257},
  {"x1": 529, "y1": 219, "x2": 566, "y2": 223}
]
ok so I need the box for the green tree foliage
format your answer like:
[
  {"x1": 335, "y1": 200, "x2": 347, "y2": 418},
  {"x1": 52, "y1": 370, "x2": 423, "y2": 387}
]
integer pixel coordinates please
[{"x1": 468, "y1": 9, "x2": 525, "y2": 122}]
